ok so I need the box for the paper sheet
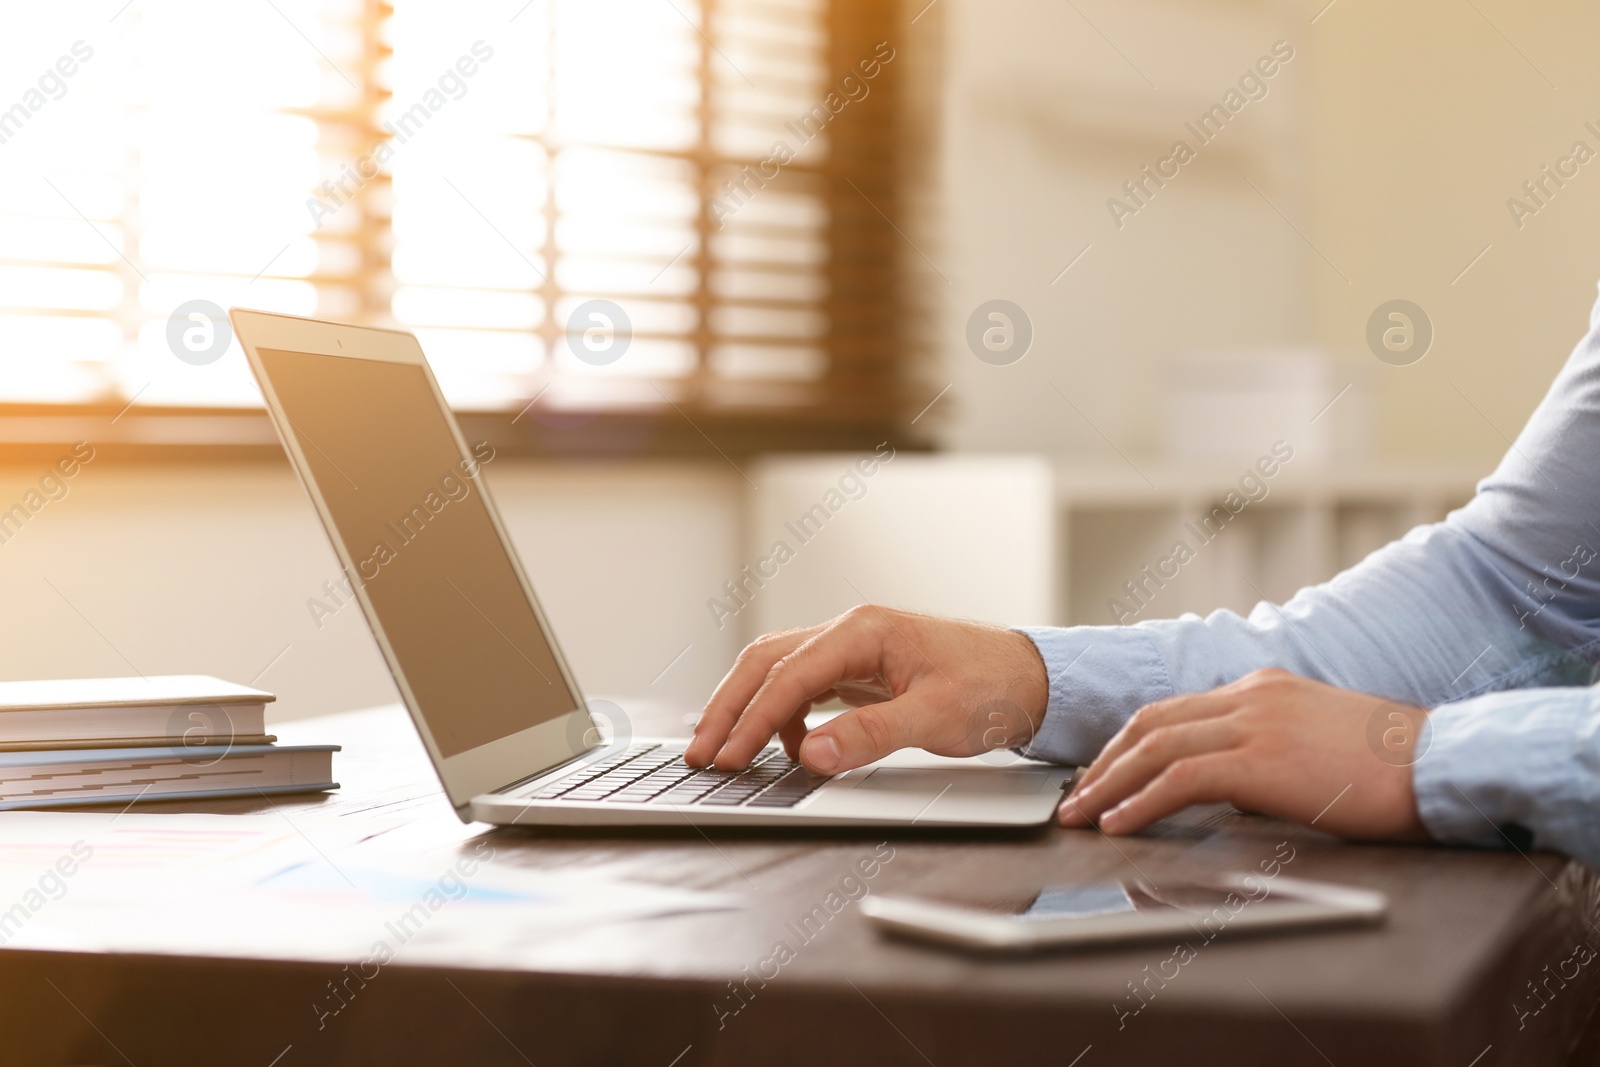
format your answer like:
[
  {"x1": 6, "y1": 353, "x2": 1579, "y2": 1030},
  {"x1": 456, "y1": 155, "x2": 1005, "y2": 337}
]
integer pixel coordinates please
[{"x1": 0, "y1": 811, "x2": 731, "y2": 964}]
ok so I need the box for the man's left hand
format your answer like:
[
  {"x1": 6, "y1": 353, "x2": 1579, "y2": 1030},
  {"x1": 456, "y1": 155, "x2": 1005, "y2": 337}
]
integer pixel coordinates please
[{"x1": 1058, "y1": 668, "x2": 1431, "y2": 841}]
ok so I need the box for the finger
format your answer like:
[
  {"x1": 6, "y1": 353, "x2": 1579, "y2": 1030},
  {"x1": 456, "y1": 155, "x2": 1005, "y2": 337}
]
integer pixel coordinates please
[
  {"x1": 713, "y1": 617, "x2": 891, "y2": 769},
  {"x1": 1070, "y1": 690, "x2": 1238, "y2": 799},
  {"x1": 797, "y1": 695, "x2": 923, "y2": 775},
  {"x1": 778, "y1": 702, "x2": 813, "y2": 761},
  {"x1": 1058, "y1": 718, "x2": 1242, "y2": 827},
  {"x1": 685, "y1": 625, "x2": 821, "y2": 766},
  {"x1": 1098, "y1": 753, "x2": 1236, "y2": 835}
]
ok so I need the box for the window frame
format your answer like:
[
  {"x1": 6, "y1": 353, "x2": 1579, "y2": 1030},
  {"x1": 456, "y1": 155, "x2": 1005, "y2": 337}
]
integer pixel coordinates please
[{"x1": 0, "y1": 0, "x2": 926, "y2": 458}]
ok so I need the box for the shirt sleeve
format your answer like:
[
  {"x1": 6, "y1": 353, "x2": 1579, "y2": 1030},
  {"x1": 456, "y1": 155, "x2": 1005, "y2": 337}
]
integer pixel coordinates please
[
  {"x1": 1014, "y1": 280, "x2": 1600, "y2": 861},
  {"x1": 1015, "y1": 510, "x2": 1596, "y2": 768},
  {"x1": 1413, "y1": 686, "x2": 1600, "y2": 866}
]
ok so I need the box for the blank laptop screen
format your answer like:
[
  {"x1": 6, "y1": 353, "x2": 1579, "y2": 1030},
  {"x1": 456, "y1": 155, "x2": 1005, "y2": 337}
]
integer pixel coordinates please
[{"x1": 258, "y1": 348, "x2": 580, "y2": 758}]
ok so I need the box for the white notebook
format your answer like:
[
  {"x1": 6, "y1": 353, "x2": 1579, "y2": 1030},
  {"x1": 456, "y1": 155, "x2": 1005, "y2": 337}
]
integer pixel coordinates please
[{"x1": 0, "y1": 675, "x2": 275, "y2": 748}]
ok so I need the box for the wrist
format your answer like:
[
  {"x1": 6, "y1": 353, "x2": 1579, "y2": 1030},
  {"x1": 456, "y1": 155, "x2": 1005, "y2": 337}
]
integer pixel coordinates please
[
  {"x1": 1007, "y1": 628, "x2": 1051, "y2": 739},
  {"x1": 1400, "y1": 764, "x2": 1430, "y2": 840}
]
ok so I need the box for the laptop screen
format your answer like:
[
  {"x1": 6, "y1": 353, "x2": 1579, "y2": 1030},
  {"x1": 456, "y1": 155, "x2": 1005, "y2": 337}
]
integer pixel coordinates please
[{"x1": 257, "y1": 348, "x2": 581, "y2": 758}]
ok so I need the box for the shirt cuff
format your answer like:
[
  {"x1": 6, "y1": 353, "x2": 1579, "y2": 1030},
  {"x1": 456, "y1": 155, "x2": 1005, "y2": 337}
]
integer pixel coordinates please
[
  {"x1": 1412, "y1": 687, "x2": 1600, "y2": 860},
  {"x1": 1016, "y1": 625, "x2": 1175, "y2": 767}
]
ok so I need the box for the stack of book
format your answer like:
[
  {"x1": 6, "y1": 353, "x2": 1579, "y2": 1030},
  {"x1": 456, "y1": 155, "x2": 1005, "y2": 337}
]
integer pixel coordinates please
[{"x1": 0, "y1": 676, "x2": 338, "y2": 810}]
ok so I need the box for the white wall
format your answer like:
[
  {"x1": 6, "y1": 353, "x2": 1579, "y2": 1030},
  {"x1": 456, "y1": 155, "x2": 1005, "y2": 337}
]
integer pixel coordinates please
[
  {"x1": 930, "y1": 0, "x2": 1600, "y2": 468},
  {"x1": 929, "y1": 0, "x2": 1312, "y2": 460},
  {"x1": 1306, "y1": 0, "x2": 1600, "y2": 461},
  {"x1": 0, "y1": 459, "x2": 744, "y2": 724}
]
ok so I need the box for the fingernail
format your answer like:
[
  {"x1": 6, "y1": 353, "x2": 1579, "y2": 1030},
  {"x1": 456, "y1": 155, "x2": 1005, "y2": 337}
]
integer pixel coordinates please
[
  {"x1": 1100, "y1": 804, "x2": 1126, "y2": 833},
  {"x1": 802, "y1": 734, "x2": 841, "y2": 774},
  {"x1": 1057, "y1": 801, "x2": 1086, "y2": 826}
]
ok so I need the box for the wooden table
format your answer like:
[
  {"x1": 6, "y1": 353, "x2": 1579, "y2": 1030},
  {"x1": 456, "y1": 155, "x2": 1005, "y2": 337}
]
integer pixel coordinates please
[{"x1": 4, "y1": 701, "x2": 1599, "y2": 1067}]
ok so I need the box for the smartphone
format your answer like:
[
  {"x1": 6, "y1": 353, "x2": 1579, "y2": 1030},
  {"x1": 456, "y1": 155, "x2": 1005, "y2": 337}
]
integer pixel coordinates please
[{"x1": 861, "y1": 874, "x2": 1386, "y2": 953}]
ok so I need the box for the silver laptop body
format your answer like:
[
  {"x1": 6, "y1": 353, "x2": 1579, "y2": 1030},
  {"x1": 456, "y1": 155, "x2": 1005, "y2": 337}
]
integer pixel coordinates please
[{"x1": 232, "y1": 309, "x2": 1072, "y2": 828}]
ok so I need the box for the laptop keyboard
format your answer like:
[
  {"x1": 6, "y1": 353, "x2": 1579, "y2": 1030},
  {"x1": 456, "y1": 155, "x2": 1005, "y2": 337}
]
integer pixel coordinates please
[{"x1": 529, "y1": 743, "x2": 828, "y2": 809}]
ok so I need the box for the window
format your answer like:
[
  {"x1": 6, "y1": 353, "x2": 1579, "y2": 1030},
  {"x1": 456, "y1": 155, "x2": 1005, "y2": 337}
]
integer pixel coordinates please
[{"x1": 0, "y1": 0, "x2": 911, "y2": 447}]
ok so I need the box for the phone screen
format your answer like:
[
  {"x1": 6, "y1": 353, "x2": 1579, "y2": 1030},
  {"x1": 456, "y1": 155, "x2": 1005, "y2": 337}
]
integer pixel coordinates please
[
  {"x1": 916, "y1": 879, "x2": 1271, "y2": 922},
  {"x1": 1020, "y1": 881, "x2": 1245, "y2": 921}
]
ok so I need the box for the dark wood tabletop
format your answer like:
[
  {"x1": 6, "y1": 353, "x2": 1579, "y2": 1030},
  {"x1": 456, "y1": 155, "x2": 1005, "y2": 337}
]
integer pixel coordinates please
[{"x1": 3, "y1": 700, "x2": 1599, "y2": 1067}]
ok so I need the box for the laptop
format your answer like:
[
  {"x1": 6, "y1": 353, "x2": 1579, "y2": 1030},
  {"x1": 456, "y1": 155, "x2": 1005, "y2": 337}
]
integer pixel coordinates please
[{"x1": 231, "y1": 309, "x2": 1073, "y2": 827}]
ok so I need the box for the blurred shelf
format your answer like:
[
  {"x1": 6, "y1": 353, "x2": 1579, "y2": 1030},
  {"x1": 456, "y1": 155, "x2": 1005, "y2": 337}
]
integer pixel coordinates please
[
  {"x1": 1054, "y1": 457, "x2": 1488, "y2": 506},
  {"x1": 1053, "y1": 457, "x2": 1487, "y2": 627}
]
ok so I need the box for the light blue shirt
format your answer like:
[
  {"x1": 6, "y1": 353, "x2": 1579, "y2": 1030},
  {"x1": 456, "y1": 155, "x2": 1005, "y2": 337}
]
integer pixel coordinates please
[{"x1": 1021, "y1": 283, "x2": 1600, "y2": 868}]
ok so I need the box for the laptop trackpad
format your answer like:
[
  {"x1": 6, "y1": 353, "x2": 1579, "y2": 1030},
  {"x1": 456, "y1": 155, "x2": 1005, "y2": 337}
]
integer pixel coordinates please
[{"x1": 854, "y1": 767, "x2": 1050, "y2": 797}]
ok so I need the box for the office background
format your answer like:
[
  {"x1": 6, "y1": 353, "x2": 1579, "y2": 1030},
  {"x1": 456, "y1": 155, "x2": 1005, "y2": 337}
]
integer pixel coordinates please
[{"x1": 0, "y1": 0, "x2": 1595, "y2": 722}]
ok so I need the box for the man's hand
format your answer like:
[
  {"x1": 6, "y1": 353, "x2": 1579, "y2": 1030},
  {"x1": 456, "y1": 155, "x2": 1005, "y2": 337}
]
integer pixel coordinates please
[
  {"x1": 1059, "y1": 669, "x2": 1430, "y2": 841},
  {"x1": 684, "y1": 606, "x2": 1050, "y2": 775}
]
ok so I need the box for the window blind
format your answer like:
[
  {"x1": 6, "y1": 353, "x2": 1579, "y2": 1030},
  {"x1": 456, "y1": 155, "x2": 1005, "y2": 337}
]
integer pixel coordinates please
[{"x1": 0, "y1": 0, "x2": 910, "y2": 436}]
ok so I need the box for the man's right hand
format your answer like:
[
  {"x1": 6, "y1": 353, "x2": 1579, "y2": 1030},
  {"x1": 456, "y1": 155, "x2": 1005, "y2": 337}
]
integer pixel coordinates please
[{"x1": 683, "y1": 605, "x2": 1052, "y2": 776}]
